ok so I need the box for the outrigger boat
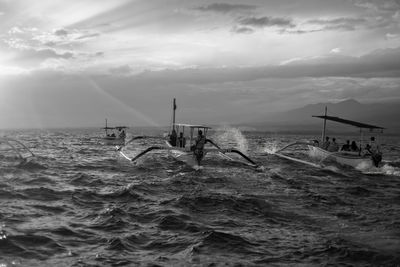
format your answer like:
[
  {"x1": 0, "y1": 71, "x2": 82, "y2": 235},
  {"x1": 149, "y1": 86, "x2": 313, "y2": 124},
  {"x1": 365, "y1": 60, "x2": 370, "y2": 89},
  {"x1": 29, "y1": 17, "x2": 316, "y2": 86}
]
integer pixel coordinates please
[
  {"x1": 0, "y1": 137, "x2": 35, "y2": 164},
  {"x1": 116, "y1": 99, "x2": 258, "y2": 170},
  {"x1": 271, "y1": 107, "x2": 384, "y2": 169},
  {"x1": 102, "y1": 119, "x2": 128, "y2": 146}
]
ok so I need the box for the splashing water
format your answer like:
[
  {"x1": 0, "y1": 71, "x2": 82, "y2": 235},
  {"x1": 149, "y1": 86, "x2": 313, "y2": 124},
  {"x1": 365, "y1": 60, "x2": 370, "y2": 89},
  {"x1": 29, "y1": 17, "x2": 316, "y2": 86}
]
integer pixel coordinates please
[
  {"x1": 212, "y1": 126, "x2": 249, "y2": 152},
  {"x1": 261, "y1": 142, "x2": 280, "y2": 154},
  {"x1": 359, "y1": 163, "x2": 400, "y2": 176}
]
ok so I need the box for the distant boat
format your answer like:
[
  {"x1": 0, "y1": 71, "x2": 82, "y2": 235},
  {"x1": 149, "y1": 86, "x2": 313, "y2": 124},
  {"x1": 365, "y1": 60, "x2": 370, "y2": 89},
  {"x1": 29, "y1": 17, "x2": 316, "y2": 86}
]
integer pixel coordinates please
[
  {"x1": 116, "y1": 98, "x2": 258, "y2": 170},
  {"x1": 271, "y1": 107, "x2": 384, "y2": 169},
  {"x1": 0, "y1": 137, "x2": 35, "y2": 163},
  {"x1": 102, "y1": 119, "x2": 128, "y2": 146}
]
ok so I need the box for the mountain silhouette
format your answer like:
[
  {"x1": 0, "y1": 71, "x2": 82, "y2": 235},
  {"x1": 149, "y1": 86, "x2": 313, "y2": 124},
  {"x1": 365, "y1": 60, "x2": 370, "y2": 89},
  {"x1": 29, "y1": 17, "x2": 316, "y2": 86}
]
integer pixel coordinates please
[{"x1": 246, "y1": 99, "x2": 400, "y2": 134}]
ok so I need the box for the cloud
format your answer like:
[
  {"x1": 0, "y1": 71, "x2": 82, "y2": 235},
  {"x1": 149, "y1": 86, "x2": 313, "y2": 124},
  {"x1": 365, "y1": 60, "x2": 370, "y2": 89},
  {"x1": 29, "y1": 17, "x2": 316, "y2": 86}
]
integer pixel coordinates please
[
  {"x1": 54, "y1": 29, "x2": 68, "y2": 36},
  {"x1": 237, "y1": 16, "x2": 295, "y2": 28},
  {"x1": 231, "y1": 26, "x2": 254, "y2": 34},
  {"x1": 353, "y1": 0, "x2": 400, "y2": 12},
  {"x1": 75, "y1": 32, "x2": 100, "y2": 40},
  {"x1": 119, "y1": 46, "x2": 400, "y2": 85},
  {"x1": 386, "y1": 33, "x2": 400, "y2": 39},
  {"x1": 308, "y1": 17, "x2": 367, "y2": 31},
  {"x1": 195, "y1": 3, "x2": 256, "y2": 13}
]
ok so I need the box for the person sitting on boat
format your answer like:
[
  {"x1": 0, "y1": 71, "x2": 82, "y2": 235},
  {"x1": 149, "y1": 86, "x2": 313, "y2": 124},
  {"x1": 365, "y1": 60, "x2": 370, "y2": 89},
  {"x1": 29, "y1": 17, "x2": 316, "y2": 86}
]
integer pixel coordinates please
[
  {"x1": 350, "y1": 141, "x2": 358, "y2": 152},
  {"x1": 327, "y1": 137, "x2": 339, "y2": 152},
  {"x1": 193, "y1": 130, "x2": 206, "y2": 163},
  {"x1": 169, "y1": 129, "x2": 177, "y2": 146},
  {"x1": 341, "y1": 140, "x2": 351, "y2": 151},
  {"x1": 119, "y1": 129, "x2": 126, "y2": 139},
  {"x1": 178, "y1": 132, "x2": 186, "y2": 148},
  {"x1": 365, "y1": 137, "x2": 380, "y2": 154},
  {"x1": 110, "y1": 133, "x2": 116, "y2": 138},
  {"x1": 322, "y1": 136, "x2": 330, "y2": 150}
]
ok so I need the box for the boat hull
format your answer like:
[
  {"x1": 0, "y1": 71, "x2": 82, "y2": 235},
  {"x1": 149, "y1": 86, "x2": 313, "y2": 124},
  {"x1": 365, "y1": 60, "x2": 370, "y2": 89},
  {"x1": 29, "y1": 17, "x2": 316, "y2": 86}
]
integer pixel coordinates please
[
  {"x1": 165, "y1": 141, "x2": 202, "y2": 170},
  {"x1": 308, "y1": 145, "x2": 375, "y2": 168},
  {"x1": 102, "y1": 137, "x2": 125, "y2": 146}
]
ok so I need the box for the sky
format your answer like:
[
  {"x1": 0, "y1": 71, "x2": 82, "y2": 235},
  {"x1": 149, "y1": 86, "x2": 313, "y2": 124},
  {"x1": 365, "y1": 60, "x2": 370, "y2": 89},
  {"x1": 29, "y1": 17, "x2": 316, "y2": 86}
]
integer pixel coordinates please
[{"x1": 0, "y1": 0, "x2": 400, "y2": 129}]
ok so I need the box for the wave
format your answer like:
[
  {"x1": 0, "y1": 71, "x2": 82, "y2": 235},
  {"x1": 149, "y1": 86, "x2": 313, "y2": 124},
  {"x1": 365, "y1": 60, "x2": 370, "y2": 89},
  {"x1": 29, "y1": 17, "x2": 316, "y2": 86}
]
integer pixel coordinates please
[{"x1": 0, "y1": 234, "x2": 66, "y2": 260}]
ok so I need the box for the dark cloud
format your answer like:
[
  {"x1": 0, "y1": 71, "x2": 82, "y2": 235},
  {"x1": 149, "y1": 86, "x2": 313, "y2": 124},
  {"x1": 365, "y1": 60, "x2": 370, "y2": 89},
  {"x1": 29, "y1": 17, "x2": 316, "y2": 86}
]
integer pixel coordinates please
[
  {"x1": 231, "y1": 26, "x2": 254, "y2": 34},
  {"x1": 54, "y1": 29, "x2": 68, "y2": 36},
  {"x1": 195, "y1": 3, "x2": 256, "y2": 13},
  {"x1": 237, "y1": 16, "x2": 295, "y2": 28}
]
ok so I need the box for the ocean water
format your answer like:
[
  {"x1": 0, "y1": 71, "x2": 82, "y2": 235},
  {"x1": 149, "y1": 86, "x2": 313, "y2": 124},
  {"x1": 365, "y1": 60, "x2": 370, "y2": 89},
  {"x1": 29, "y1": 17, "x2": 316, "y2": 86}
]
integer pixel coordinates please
[{"x1": 1, "y1": 128, "x2": 400, "y2": 266}]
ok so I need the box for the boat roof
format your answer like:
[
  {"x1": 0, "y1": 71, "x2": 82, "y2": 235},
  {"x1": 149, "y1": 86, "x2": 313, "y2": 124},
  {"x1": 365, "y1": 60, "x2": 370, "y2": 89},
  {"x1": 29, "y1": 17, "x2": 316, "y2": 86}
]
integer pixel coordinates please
[
  {"x1": 102, "y1": 126, "x2": 128, "y2": 130},
  {"x1": 174, "y1": 123, "x2": 212, "y2": 129},
  {"x1": 312, "y1": 115, "x2": 384, "y2": 130}
]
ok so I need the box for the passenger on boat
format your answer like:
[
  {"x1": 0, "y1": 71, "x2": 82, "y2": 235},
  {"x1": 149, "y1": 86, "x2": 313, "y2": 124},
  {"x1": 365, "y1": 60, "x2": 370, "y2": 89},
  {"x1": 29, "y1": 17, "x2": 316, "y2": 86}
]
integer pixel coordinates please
[
  {"x1": 322, "y1": 136, "x2": 330, "y2": 149},
  {"x1": 178, "y1": 132, "x2": 186, "y2": 148},
  {"x1": 169, "y1": 129, "x2": 177, "y2": 146},
  {"x1": 341, "y1": 140, "x2": 351, "y2": 151},
  {"x1": 193, "y1": 130, "x2": 206, "y2": 163},
  {"x1": 365, "y1": 137, "x2": 382, "y2": 167},
  {"x1": 350, "y1": 141, "x2": 359, "y2": 152},
  {"x1": 328, "y1": 138, "x2": 339, "y2": 152},
  {"x1": 119, "y1": 130, "x2": 126, "y2": 139},
  {"x1": 365, "y1": 136, "x2": 380, "y2": 154},
  {"x1": 110, "y1": 133, "x2": 116, "y2": 138}
]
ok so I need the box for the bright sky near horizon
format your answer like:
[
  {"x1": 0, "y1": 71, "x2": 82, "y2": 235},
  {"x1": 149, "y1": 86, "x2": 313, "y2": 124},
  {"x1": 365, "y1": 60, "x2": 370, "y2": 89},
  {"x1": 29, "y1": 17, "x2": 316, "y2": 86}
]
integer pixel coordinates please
[{"x1": 1, "y1": 0, "x2": 400, "y2": 129}]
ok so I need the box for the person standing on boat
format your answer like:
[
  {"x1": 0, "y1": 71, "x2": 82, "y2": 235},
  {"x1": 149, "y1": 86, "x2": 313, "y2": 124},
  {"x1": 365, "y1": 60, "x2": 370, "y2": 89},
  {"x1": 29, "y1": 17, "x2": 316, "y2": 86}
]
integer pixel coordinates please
[
  {"x1": 366, "y1": 137, "x2": 380, "y2": 154},
  {"x1": 169, "y1": 129, "x2": 177, "y2": 146},
  {"x1": 178, "y1": 132, "x2": 186, "y2": 148},
  {"x1": 193, "y1": 130, "x2": 206, "y2": 163},
  {"x1": 365, "y1": 136, "x2": 382, "y2": 167},
  {"x1": 322, "y1": 136, "x2": 330, "y2": 150}
]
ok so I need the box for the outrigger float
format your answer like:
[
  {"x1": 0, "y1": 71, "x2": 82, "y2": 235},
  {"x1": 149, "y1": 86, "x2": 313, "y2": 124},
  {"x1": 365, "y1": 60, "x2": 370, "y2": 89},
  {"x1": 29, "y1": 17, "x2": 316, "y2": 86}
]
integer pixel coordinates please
[
  {"x1": 0, "y1": 137, "x2": 35, "y2": 164},
  {"x1": 102, "y1": 119, "x2": 128, "y2": 146},
  {"x1": 269, "y1": 107, "x2": 384, "y2": 169},
  {"x1": 116, "y1": 99, "x2": 258, "y2": 170}
]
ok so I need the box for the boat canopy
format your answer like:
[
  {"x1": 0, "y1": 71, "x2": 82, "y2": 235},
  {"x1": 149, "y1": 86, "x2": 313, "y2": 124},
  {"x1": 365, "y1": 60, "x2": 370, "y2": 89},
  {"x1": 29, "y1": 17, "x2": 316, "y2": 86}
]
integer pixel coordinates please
[
  {"x1": 312, "y1": 115, "x2": 384, "y2": 130},
  {"x1": 102, "y1": 126, "x2": 128, "y2": 130},
  {"x1": 174, "y1": 123, "x2": 212, "y2": 129}
]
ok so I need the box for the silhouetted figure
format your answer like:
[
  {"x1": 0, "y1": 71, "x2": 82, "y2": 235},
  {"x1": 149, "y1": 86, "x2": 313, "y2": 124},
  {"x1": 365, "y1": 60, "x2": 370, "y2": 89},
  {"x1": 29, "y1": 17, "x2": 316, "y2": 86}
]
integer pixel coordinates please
[
  {"x1": 169, "y1": 129, "x2": 177, "y2": 146},
  {"x1": 119, "y1": 130, "x2": 126, "y2": 139},
  {"x1": 322, "y1": 136, "x2": 330, "y2": 150},
  {"x1": 350, "y1": 141, "x2": 358, "y2": 152},
  {"x1": 341, "y1": 140, "x2": 351, "y2": 151},
  {"x1": 328, "y1": 137, "x2": 339, "y2": 152},
  {"x1": 178, "y1": 132, "x2": 186, "y2": 148},
  {"x1": 193, "y1": 130, "x2": 206, "y2": 163}
]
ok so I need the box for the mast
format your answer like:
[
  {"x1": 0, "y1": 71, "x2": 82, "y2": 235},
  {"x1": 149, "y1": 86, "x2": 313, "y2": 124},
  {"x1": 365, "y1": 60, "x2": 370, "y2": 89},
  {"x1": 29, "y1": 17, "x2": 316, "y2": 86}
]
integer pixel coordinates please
[
  {"x1": 321, "y1": 106, "x2": 327, "y2": 143},
  {"x1": 105, "y1": 118, "x2": 108, "y2": 136},
  {"x1": 172, "y1": 98, "x2": 176, "y2": 132}
]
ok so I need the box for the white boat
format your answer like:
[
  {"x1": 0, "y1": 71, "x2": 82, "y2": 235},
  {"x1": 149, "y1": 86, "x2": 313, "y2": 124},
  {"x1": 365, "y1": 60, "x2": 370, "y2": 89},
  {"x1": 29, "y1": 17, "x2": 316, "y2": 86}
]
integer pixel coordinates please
[
  {"x1": 271, "y1": 107, "x2": 384, "y2": 169},
  {"x1": 116, "y1": 99, "x2": 258, "y2": 170},
  {"x1": 101, "y1": 119, "x2": 128, "y2": 146}
]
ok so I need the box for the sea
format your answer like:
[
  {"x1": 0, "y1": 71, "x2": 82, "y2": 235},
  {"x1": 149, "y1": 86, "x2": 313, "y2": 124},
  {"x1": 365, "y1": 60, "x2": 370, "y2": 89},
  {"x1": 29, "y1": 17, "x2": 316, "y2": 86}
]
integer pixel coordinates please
[{"x1": 1, "y1": 127, "x2": 399, "y2": 267}]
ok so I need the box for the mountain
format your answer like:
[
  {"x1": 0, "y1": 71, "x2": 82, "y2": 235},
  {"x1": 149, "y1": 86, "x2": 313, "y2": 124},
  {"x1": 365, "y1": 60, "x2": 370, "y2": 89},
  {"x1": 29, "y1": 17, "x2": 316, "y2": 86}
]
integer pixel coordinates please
[{"x1": 245, "y1": 99, "x2": 400, "y2": 134}]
